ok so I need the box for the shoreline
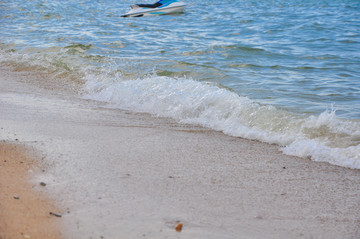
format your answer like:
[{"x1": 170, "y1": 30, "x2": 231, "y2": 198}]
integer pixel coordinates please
[
  {"x1": 0, "y1": 142, "x2": 63, "y2": 239},
  {"x1": 1, "y1": 66, "x2": 360, "y2": 239}
]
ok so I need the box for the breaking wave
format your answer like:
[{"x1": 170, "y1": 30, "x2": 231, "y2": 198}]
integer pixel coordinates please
[
  {"x1": 1, "y1": 44, "x2": 359, "y2": 169},
  {"x1": 83, "y1": 73, "x2": 360, "y2": 169}
]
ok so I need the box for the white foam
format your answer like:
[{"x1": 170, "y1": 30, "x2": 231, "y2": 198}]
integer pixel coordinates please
[
  {"x1": 83, "y1": 74, "x2": 360, "y2": 169},
  {"x1": 2, "y1": 47, "x2": 359, "y2": 169}
]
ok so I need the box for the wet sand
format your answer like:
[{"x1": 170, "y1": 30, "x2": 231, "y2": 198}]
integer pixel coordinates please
[
  {"x1": 1, "y1": 66, "x2": 360, "y2": 239},
  {"x1": 0, "y1": 143, "x2": 63, "y2": 239}
]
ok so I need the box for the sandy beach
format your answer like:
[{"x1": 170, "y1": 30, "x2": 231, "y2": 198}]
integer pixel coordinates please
[
  {"x1": 0, "y1": 142, "x2": 63, "y2": 239},
  {"x1": 1, "y1": 66, "x2": 360, "y2": 239}
]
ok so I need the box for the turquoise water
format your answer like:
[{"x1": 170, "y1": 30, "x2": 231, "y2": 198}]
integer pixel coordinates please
[{"x1": 1, "y1": 0, "x2": 360, "y2": 168}]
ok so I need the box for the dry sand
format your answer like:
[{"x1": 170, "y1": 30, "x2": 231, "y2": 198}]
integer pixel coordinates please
[
  {"x1": 1, "y1": 66, "x2": 360, "y2": 239},
  {"x1": 0, "y1": 143, "x2": 63, "y2": 239}
]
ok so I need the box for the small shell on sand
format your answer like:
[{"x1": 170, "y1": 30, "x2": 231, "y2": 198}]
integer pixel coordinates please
[{"x1": 175, "y1": 222, "x2": 183, "y2": 232}]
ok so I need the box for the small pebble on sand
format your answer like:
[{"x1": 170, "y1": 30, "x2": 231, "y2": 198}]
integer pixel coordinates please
[{"x1": 175, "y1": 222, "x2": 183, "y2": 232}]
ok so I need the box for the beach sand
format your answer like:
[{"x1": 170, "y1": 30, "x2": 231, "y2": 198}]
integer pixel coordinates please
[
  {"x1": 1, "y1": 66, "x2": 359, "y2": 239},
  {"x1": 0, "y1": 143, "x2": 63, "y2": 239}
]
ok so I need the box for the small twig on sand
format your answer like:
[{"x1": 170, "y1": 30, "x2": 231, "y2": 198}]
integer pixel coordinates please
[{"x1": 49, "y1": 212, "x2": 62, "y2": 217}]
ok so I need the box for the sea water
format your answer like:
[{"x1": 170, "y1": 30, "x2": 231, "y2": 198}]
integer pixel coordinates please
[{"x1": 1, "y1": 0, "x2": 359, "y2": 168}]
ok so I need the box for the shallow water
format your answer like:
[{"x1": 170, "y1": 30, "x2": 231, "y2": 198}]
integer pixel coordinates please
[{"x1": 1, "y1": 0, "x2": 359, "y2": 168}]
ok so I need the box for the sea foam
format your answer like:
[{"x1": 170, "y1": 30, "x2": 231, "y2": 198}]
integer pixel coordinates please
[
  {"x1": 1, "y1": 46, "x2": 359, "y2": 169},
  {"x1": 83, "y1": 73, "x2": 360, "y2": 169}
]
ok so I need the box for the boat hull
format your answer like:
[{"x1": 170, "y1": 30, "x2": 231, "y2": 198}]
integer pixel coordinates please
[{"x1": 122, "y1": 2, "x2": 186, "y2": 17}]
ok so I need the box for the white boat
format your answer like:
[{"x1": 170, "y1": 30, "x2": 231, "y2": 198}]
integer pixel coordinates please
[{"x1": 121, "y1": 0, "x2": 186, "y2": 17}]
